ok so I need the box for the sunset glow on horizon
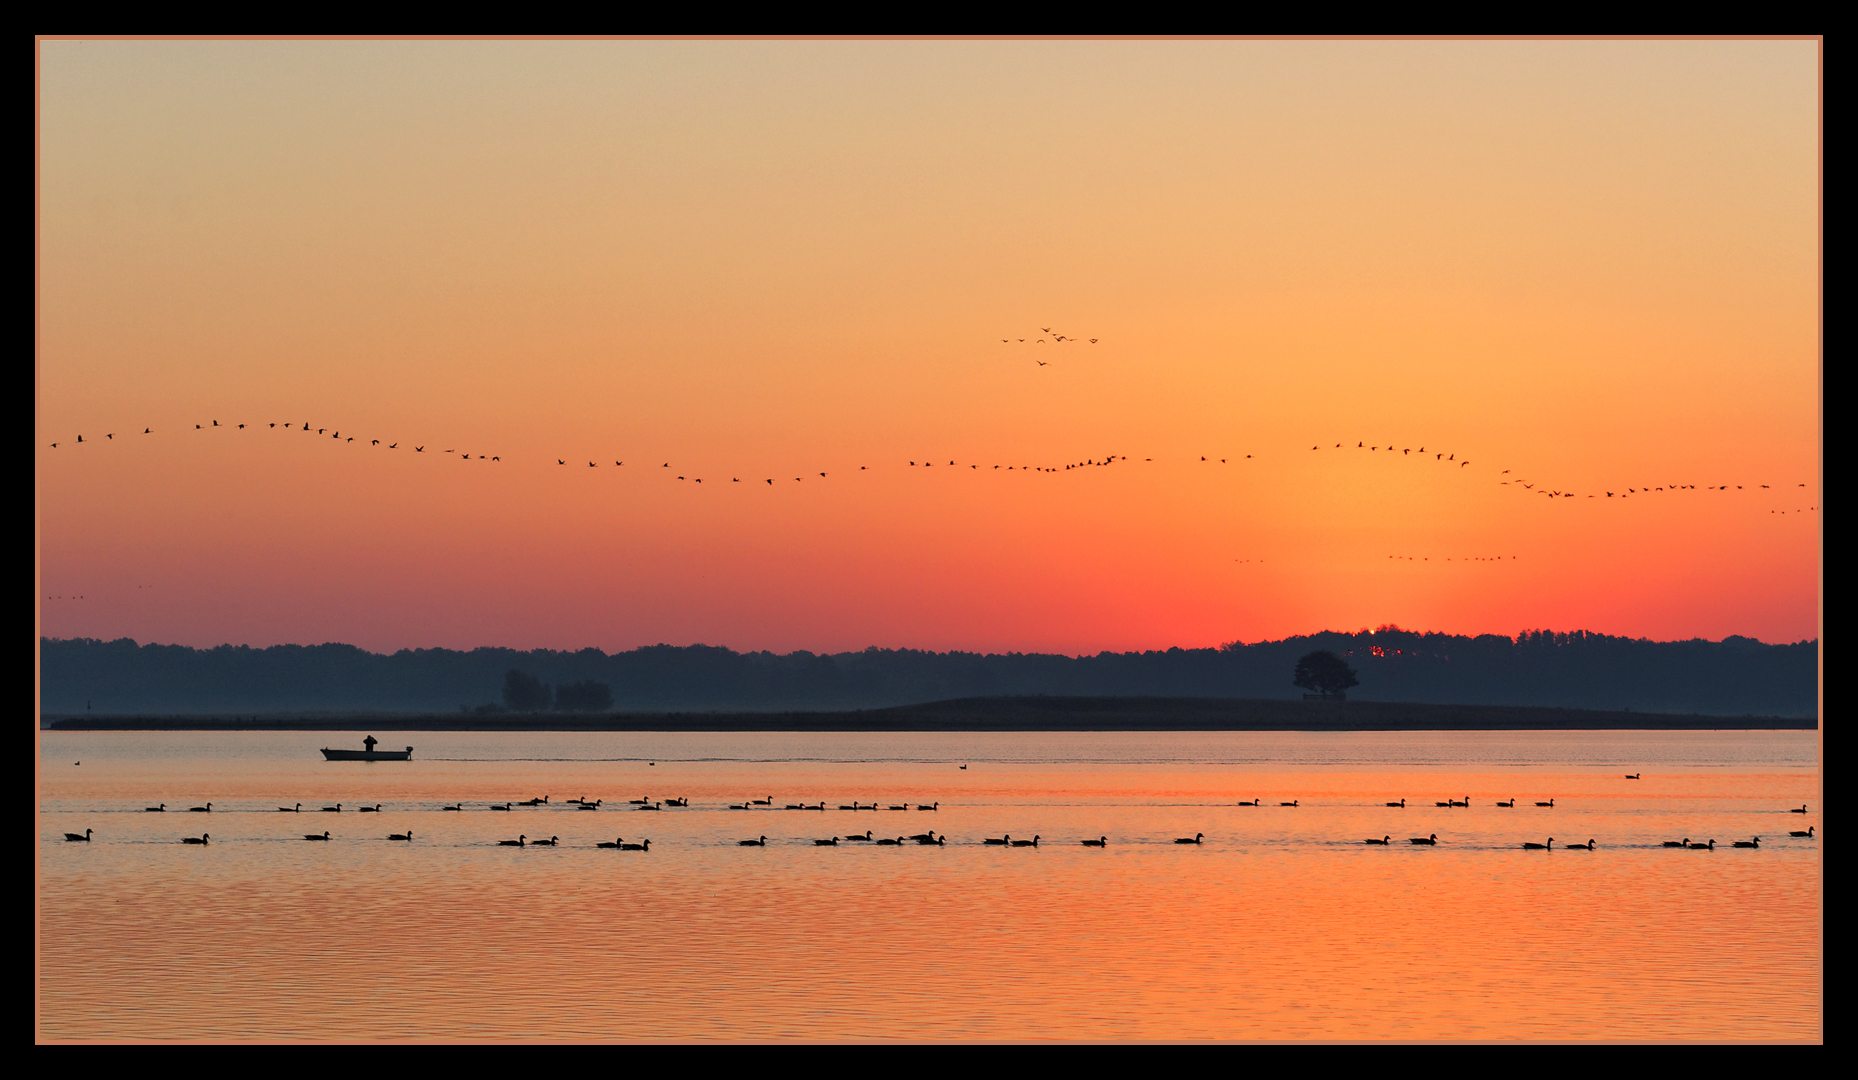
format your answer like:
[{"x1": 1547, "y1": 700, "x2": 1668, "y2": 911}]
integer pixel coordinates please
[{"x1": 36, "y1": 40, "x2": 1820, "y2": 656}]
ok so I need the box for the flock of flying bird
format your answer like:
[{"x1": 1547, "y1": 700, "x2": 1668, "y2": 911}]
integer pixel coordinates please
[
  {"x1": 42, "y1": 415, "x2": 1815, "y2": 515},
  {"x1": 58, "y1": 790, "x2": 1814, "y2": 854}
]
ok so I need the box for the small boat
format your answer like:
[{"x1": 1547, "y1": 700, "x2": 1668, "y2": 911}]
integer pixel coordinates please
[
  {"x1": 320, "y1": 736, "x2": 412, "y2": 762},
  {"x1": 1410, "y1": 834, "x2": 1438, "y2": 845},
  {"x1": 64, "y1": 829, "x2": 92, "y2": 842}
]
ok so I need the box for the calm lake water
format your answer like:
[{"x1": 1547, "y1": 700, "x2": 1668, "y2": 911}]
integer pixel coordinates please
[{"x1": 38, "y1": 729, "x2": 1821, "y2": 1041}]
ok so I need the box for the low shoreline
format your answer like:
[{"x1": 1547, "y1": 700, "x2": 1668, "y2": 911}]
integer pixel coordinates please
[{"x1": 41, "y1": 695, "x2": 1817, "y2": 732}]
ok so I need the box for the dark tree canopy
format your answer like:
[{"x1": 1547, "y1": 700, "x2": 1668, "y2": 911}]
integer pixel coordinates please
[
  {"x1": 502, "y1": 669, "x2": 551, "y2": 712},
  {"x1": 554, "y1": 679, "x2": 613, "y2": 712},
  {"x1": 1293, "y1": 650, "x2": 1359, "y2": 698}
]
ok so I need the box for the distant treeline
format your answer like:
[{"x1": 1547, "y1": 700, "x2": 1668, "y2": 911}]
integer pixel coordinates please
[{"x1": 38, "y1": 627, "x2": 1817, "y2": 718}]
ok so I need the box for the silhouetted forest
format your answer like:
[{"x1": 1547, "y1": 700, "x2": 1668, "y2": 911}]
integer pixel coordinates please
[{"x1": 37, "y1": 627, "x2": 1816, "y2": 718}]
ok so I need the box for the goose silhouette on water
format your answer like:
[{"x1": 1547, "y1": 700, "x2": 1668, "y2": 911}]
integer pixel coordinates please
[
  {"x1": 304, "y1": 832, "x2": 331, "y2": 841},
  {"x1": 1237, "y1": 799, "x2": 1259, "y2": 806},
  {"x1": 1732, "y1": 837, "x2": 1760, "y2": 848},
  {"x1": 917, "y1": 803, "x2": 939, "y2": 811},
  {"x1": 1449, "y1": 797, "x2": 1469, "y2": 807},
  {"x1": 1081, "y1": 837, "x2": 1107, "y2": 847},
  {"x1": 1386, "y1": 799, "x2": 1405, "y2": 808},
  {"x1": 815, "y1": 837, "x2": 838, "y2": 845},
  {"x1": 877, "y1": 836, "x2": 907, "y2": 846},
  {"x1": 1565, "y1": 839, "x2": 1595, "y2": 850},
  {"x1": 1790, "y1": 826, "x2": 1815, "y2": 838},
  {"x1": 888, "y1": 804, "x2": 909, "y2": 811},
  {"x1": 389, "y1": 831, "x2": 413, "y2": 841},
  {"x1": 64, "y1": 828, "x2": 92, "y2": 842},
  {"x1": 145, "y1": 804, "x2": 165, "y2": 812},
  {"x1": 620, "y1": 840, "x2": 650, "y2": 851},
  {"x1": 1364, "y1": 836, "x2": 1390, "y2": 845},
  {"x1": 1625, "y1": 773, "x2": 1641, "y2": 779},
  {"x1": 1662, "y1": 838, "x2": 1691, "y2": 848},
  {"x1": 1536, "y1": 799, "x2": 1555, "y2": 807},
  {"x1": 984, "y1": 835, "x2": 1011, "y2": 846},
  {"x1": 916, "y1": 834, "x2": 945, "y2": 845},
  {"x1": 498, "y1": 835, "x2": 526, "y2": 847},
  {"x1": 1497, "y1": 799, "x2": 1516, "y2": 807},
  {"x1": 597, "y1": 838, "x2": 623, "y2": 848},
  {"x1": 1011, "y1": 836, "x2": 1040, "y2": 847},
  {"x1": 358, "y1": 804, "x2": 382, "y2": 813},
  {"x1": 182, "y1": 834, "x2": 210, "y2": 845},
  {"x1": 1789, "y1": 805, "x2": 1808, "y2": 813},
  {"x1": 752, "y1": 796, "x2": 773, "y2": 806},
  {"x1": 490, "y1": 803, "x2": 512, "y2": 811},
  {"x1": 189, "y1": 803, "x2": 212, "y2": 813},
  {"x1": 580, "y1": 800, "x2": 605, "y2": 810},
  {"x1": 739, "y1": 836, "x2": 767, "y2": 847},
  {"x1": 1280, "y1": 801, "x2": 1299, "y2": 807},
  {"x1": 845, "y1": 831, "x2": 874, "y2": 841},
  {"x1": 1436, "y1": 800, "x2": 1453, "y2": 807},
  {"x1": 1523, "y1": 838, "x2": 1554, "y2": 850},
  {"x1": 321, "y1": 804, "x2": 341, "y2": 813},
  {"x1": 1410, "y1": 834, "x2": 1439, "y2": 845},
  {"x1": 1175, "y1": 833, "x2": 1205, "y2": 845},
  {"x1": 279, "y1": 804, "x2": 301, "y2": 812},
  {"x1": 730, "y1": 802, "x2": 752, "y2": 810},
  {"x1": 442, "y1": 802, "x2": 463, "y2": 812},
  {"x1": 1688, "y1": 839, "x2": 1716, "y2": 850},
  {"x1": 532, "y1": 836, "x2": 559, "y2": 846}
]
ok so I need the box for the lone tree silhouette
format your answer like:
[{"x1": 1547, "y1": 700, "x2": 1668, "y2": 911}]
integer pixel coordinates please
[
  {"x1": 502, "y1": 669, "x2": 551, "y2": 712},
  {"x1": 1293, "y1": 650, "x2": 1358, "y2": 700}
]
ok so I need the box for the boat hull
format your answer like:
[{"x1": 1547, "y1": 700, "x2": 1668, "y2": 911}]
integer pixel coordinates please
[{"x1": 320, "y1": 748, "x2": 412, "y2": 761}]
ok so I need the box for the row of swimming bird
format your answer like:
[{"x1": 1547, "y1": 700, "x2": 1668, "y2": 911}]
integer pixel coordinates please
[{"x1": 44, "y1": 420, "x2": 1813, "y2": 512}]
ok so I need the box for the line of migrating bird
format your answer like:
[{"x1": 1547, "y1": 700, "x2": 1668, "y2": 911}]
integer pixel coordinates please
[{"x1": 43, "y1": 419, "x2": 1815, "y2": 512}]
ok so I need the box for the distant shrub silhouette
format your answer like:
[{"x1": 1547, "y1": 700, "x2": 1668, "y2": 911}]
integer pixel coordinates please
[
  {"x1": 554, "y1": 679, "x2": 613, "y2": 713},
  {"x1": 1294, "y1": 650, "x2": 1358, "y2": 699},
  {"x1": 502, "y1": 669, "x2": 551, "y2": 712}
]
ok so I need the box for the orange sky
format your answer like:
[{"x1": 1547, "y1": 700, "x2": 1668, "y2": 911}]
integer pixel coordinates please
[{"x1": 35, "y1": 40, "x2": 1821, "y2": 654}]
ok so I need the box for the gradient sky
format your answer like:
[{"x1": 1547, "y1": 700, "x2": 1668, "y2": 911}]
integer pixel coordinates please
[{"x1": 35, "y1": 39, "x2": 1820, "y2": 655}]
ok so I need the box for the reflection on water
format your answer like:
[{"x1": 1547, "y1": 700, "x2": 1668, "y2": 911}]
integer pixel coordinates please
[{"x1": 39, "y1": 730, "x2": 1820, "y2": 1040}]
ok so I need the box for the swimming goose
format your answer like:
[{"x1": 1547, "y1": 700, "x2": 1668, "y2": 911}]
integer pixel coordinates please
[
  {"x1": 626, "y1": 797, "x2": 648, "y2": 805},
  {"x1": 815, "y1": 837, "x2": 838, "y2": 845},
  {"x1": 1497, "y1": 799, "x2": 1515, "y2": 807},
  {"x1": 580, "y1": 800, "x2": 604, "y2": 810},
  {"x1": 1237, "y1": 799, "x2": 1259, "y2": 806},
  {"x1": 1661, "y1": 838, "x2": 1691, "y2": 848},
  {"x1": 489, "y1": 803, "x2": 512, "y2": 811},
  {"x1": 389, "y1": 831, "x2": 413, "y2": 841},
  {"x1": 321, "y1": 804, "x2": 341, "y2": 813},
  {"x1": 64, "y1": 828, "x2": 92, "y2": 842},
  {"x1": 845, "y1": 831, "x2": 874, "y2": 841},
  {"x1": 1523, "y1": 838, "x2": 1553, "y2": 850},
  {"x1": 915, "y1": 834, "x2": 945, "y2": 845},
  {"x1": 1364, "y1": 836, "x2": 1390, "y2": 845},
  {"x1": 520, "y1": 797, "x2": 549, "y2": 806},
  {"x1": 1280, "y1": 801, "x2": 1299, "y2": 807},
  {"x1": 1409, "y1": 834, "x2": 1439, "y2": 845},
  {"x1": 908, "y1": 831, "x2": 937, "y2": 842},
  {"x1": 145, "y1": 804, "x2": 165, "y2": 812},
  {"x1": 1731, "y1": 837, "x2": 1760, "y2": 848},
  {"x1": 1449, "y1": 797, "x2": 1469, "y2": 807},
  {"x1": 665, "y1": 798, "x2": 689, "y2": 807},
  {"x1": 358, "y1": 804, "x2": 382, "y2": 812},
  {"x1": 182, "y1": 834, "x2": 209, "y2": 845},
  {"x1": 1535, "y1": 799, "x2": 1555, "y2": 807},
  {"x1": 983, "y1": 835, "x2": 1011, "y2": 845},
  {"x1": 279, "y1": 804, "x2": 301, "y2": 812},
  {"x1": 1385, "y1": 799, "x2": 1405, "y2": 808},
  {"x1": 1436, "y1": 800, "x2": 1452, "y2": 807},
  {"x1": 1011, "y1": 836, "x2": 1040, "y2": 847},
  {"x1": 532, "y1": 836, "x2": 559, "y2": 846},
  {"x1": 442, "y1": 802, "x2": 463, "y2": 811},
  {"x1": 1790, "y1": 827, "x2": 1815, "y2": 838},
  {"x1": 1625, "y1": 773, "x2": 1641, "y2": 779},
  {"x1": 752, "y1": 796, "x2": 773, "y2": 805},
  {"x1": 739, "y1": 836, "x2": 767, "y2": 846},
  {"x1": 888, "y1": 804, "x2": 909, "y2": 811},
  {"x1": 876, "y1": 837, "x2": 905, "y2": 845},
  {"x1": 1081, "y1": 837, "x2": 1108, "y2": 847},
  {"x1": 304, "y1": 832, "x2": 331, "y2": 841},
  {"x1": 730, "y1": 803, "x2": 752, "y2": 810},
  {"x1": 189, "y1": 803, "x2": 212, "y2": 813},
  {"x1": 620, "y1": 840, "x2": 650, "y2": 851},
  {"x1": 1565, "y1": 839, "x2": 1595, "y2": 850},
  {"x1": 498, "y1": 835, "x2": 526, "y2": 847},
  {"x1": 597, "y1": 838, "x2": 622, "y2": 848},
  {"x1": 1688, "y1": 839, "x2": 1715, "y2": 850},
  {"x1": 1174, "y1": 833, "x2": 1205, "y2": 845},
  {"x1": 1789, "y1": 805, "x2": 1808, "y2": 813},
  {"x1": 917, "y1": 803, "x2": 938, "y2": 811}
]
